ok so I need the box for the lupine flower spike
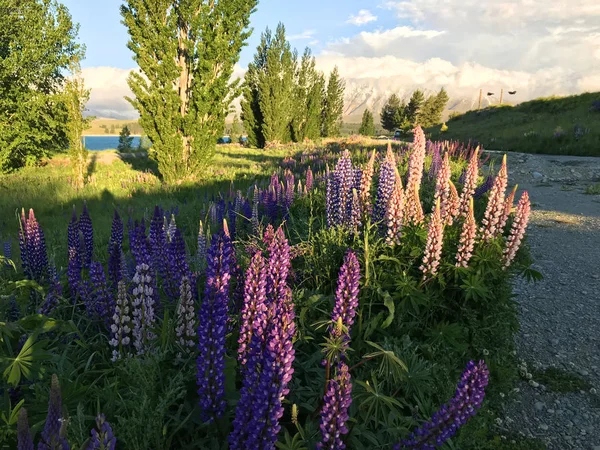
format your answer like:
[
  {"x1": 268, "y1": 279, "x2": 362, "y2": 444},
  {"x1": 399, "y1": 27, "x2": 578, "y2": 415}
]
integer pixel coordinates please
[
  {"x1": 38, "y1": 374, "x2": 69, "y2": 450},
  {"x1": 407, "y1": 125, "x2": 426, "y2": 191},
  {"x1": 85, "y1": 414, "x2": 116, "y2": 450},
  {"x1": 404, "y1": 183, "x2": 424, "y2": 226},
  {"x1": 79, "y1": 202, "x2": 94, "y2": 270},
  {"x1": 458, "y1": 147, "x2": 479, "y2": 217},
  {"x1": 456, "y1": 198, "x2": 477, "y2": 268},
  {"x1": 317, "y1": 362, "x2": 353, "y2": 450},
  {"x1": 197, "y1": 225, "x2": 233, "y2": 422},
  {"x1": 360, "y1": 150, "x2": 376, "y2": 215},
  {"x1": 420, "y1": 198, "x2": 444, "y2": 280},
  {"x1": 17, "y1": 408, "x2": 34, "y2": 450},
  {"x1": 131, "y1": 263, "x2": 156, "y2": 355},
  {"x1": 481, "y1": 154, "x2": 508, "y2": 240},
  {"x1": 395, "y1": 360, "x2": 489, "y2": 449},
  {"x1": 386, "y1": 169, "x2": 405, "y2": 245},
  {"x1": 433, "y1": 153, "x2": 455, "y2": 226},
  {"x1": 503, "y1": 191, "x2": 531, "y2": 268},
  {"x1": 175, "y1": 276, "x2": 197, "y2": 360},
  {"x1": 374, "y1": 152, "x2": 396, "y2": 224},
  {"x1": 109, "y1": 281, "x2": 132, "y2": 361},
  {"x1": 498, "y1": 184, "x2": 518, "y2": 233}
]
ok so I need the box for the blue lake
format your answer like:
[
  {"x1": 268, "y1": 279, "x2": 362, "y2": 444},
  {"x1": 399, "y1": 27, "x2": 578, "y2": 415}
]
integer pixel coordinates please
[{"x1": 83, "y1": 136, "x2": 142, "y2": 151}]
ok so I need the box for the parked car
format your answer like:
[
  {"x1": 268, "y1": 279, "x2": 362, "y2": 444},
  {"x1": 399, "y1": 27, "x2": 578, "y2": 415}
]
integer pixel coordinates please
[
  {"x1": 217, "y1": 135, "x2": 232, "y2": 144},
  {"x1": 394, "y1": 129, "x2": 402, "y2": 140},
  {"x1": 239, "y1": 136, "x2": 248, "y2": 145}
]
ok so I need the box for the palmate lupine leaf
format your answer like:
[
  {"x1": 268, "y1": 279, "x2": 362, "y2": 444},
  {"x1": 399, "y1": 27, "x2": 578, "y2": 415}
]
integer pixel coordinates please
[
  {"x1": 364, "y1": 341, "x2": 408, "y2": 383},
  {"x1": 2, "y1": 333, "x2": 51, "y2": 386},
  {"x1": 355, "y1": 377, "x2": 403, "y2": 426}
]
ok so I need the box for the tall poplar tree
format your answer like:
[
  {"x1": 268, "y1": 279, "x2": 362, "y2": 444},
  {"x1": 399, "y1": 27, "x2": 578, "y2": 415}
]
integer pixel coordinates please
[
  {"x1": 321, "y1": 66, "x2": 345, "y2": 137},
  {"x1": 121, "y1": 0, "x2": 257, "y2": 183},
  {"x1": 0, "y1": 0, "x2": 82, "y2": 172},
  {"x1": 257, "y1": 23, "x2": 295, "y2": 145}
]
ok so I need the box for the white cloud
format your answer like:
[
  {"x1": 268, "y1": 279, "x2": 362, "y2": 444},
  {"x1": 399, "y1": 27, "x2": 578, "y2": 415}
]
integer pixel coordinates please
[
  {"x1": 81, "y1": 67, "x2": 137, "y2": 119},
  {"x1": 289, "y1": 29, "x2": 316, "y2": 41},
  {"x1": 347, "y1": 9, "x2": 378, "y2": 26}
]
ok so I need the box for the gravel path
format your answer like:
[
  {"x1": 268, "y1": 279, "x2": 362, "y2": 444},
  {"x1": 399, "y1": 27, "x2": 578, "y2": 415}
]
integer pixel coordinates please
[{"x1": 491, "y1": 152, "x2": 600, "y2": 450}]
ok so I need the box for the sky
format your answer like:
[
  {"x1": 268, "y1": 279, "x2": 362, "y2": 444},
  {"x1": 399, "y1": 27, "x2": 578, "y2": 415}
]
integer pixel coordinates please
[{"x1": 62, "y1": 0, "x2": 600, "y2": 119}]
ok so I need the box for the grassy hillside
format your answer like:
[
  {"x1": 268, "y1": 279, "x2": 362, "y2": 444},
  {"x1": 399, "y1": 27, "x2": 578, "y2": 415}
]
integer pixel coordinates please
[
  {"x1": 427, "y1": 92, "x2": 600, "y2": 156},
  {"x1": 85, "y1": 118, "x2": 143, "y2": 136}
]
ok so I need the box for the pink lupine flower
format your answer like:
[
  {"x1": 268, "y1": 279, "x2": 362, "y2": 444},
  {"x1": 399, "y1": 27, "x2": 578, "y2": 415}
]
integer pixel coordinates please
[
  {"x1": 407, "y1": 126, "x2": 426, "y2": 191},
  {"x1": 360, "y1": 150, "x2": 376, "y2": 215},
  {"x1": 458, "y1": 147, "x2": 479, "y2": 218},
  {"x1": 455, "y1": 198, "x2": 477, "y2": 268},
  {"x1": 404, "y1": 182, "x2": 424, "y2": 226},
  {"x1": 448, "y1": 180, "x2": 460, "y2": 222},
  {"x1": 480, "y1": 154, "x2": 508, "y2": 241},
  {"x1": 433, "y1": 153, "x2": 457, "y2": 226},
  {"x1": 503, "y1": 191, "x2": 531, "y2": 268},
  {"x1": 498, "y1": 184, "x2": 518, "y2": 233},
  {"x1": 420, "y1": 198, "x2": 444, "y2": 280},
  {"x1": 386, "y1": 169, "x2": 405, "y2": 245}
]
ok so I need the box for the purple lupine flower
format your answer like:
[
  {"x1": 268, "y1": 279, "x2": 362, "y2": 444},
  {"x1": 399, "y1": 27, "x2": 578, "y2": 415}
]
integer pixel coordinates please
[
  {"x1": 38, "y1": 374, "x2": 69, "y2": 450},
  {"x1": 242, "y1": 199, "x2": 252, "y2": 223},
  {"x1": 251, "y1": 201, "x2": 260, "y2": 235},
  {"x1": 7, "y1": 297, "x2": 20, "y2": 322},
  {"x1": 20, "y1": 209, "x2": 48, "y2": 283},
  {"x1": 317, "y1": 362, "x2": 353, "y2": 450},
  {"x1": 196, "y1": 226, "x2": 233, "y2": 422},
  {"x1": 3, "y1": 240, "x2": 11, "y2": 260},
  {"x1": 39, "y1": 264, "x2": 62, "y2": 316},
  {"x1": 109, "y1": 281, "x2": 132, "y2": 362},
  {"x1": 395, "y1": 360, "x2": 489, "y2": 450},
  {"x1": 166, "y1": 214, "x2": 177, "y2": 242},
  {"x1": 237, "y1": 251, "x2": 268, "y2": 365},
  {"x1": 428, "y1": 145, "x2": 442, "y2": 180},
  {"x1": 175, "y1": 276, "x2": 196, "y2": 360},
  {"x1": 230, "y1": 227, "x2": 295, "y2": 450},
  {"x1": 148, "y1": 206, "x2": 167, "y2": 282},
  {"x1": 306, "y1": 167, "x2": 314, "y2": 192},
  {"x1": 78, "y1": 203, "x2": 94, "y2": 270},
  {"x1": 17, "y1": 408, "x2": 34, "y2": 450},
  {"x1": 474, "y1": 175, "x2": 494, "y2": 199},
  {"x1": 85, "y1": 414, "x2": 116, "y2": 450},
  {"x1": 90, "y1": 262, "x2": 115, "y2": 327},
  {"x1": 165, "y1": 227, "x2": 190, "y2": 302},
  {"x1": 107, "y1": 211, "x2": 123, "y2": 288},
  {"x1": 130, "y1": 220, "x2": 150, "y2": 266},
  {"x1": 374, "y1": 157, "x2": 396, "y2": 224},
  {"x1": 196, "y1": 220, "x2": 207, "y2": 270},
  {"x1": 284, "y1": 171, "x2": 295, "y2": 210},
  {"x1": 332, "y1": 250, "x2": 361, "y2": 334},
  {"x1": 131, "y1": 263, "x2": 156, "y2": 355}
]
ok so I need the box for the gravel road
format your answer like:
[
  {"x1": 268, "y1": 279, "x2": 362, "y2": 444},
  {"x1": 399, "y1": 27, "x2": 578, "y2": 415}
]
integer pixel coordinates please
[{"x1": 488, "y1": 152, "x2": 600, "y2": 450}]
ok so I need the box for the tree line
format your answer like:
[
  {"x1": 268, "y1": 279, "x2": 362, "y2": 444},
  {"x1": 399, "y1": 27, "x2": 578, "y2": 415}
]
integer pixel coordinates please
[
  {"x1": 241, "y1": 23, "x2": 345, "y2": 148},
  {"x1": 356, "y1": 88, "x2": 450, "y2": 138}
]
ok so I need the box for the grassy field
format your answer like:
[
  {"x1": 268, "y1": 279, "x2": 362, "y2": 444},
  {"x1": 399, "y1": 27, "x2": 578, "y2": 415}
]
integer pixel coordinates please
[
  {"x1": 0, "y1": 145, "x2": 292, "y2": 267},
  {"x1": 427, "y1": 92, "x2": 600, "y2": 156}
]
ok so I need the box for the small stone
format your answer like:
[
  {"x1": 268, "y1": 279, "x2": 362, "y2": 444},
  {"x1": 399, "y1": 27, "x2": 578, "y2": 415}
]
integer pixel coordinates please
[
  {"x1": 547, "y1": 409, "x2": 555, "y2": 414},
  {"x1": 539, "y1": 424, "x2": 549, "y2": 431},
  {"x1": 535, "y1": 401, "x2": 545, "y2": 411},
  {"x1": 579, "y1": 369, "x2": 589, "y2": 376},
  {"x1": 532, "y1": 171, "x2": 544, "y2": 180},
  {"x1": 550, "y1": 338, "x2": 559, "y2": 346}
]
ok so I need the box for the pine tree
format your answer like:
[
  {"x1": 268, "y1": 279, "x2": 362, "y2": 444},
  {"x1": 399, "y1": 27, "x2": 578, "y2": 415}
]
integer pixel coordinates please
[
  {"x1": 358, "y1": 110, "x2": 375, "y2": 136},
  {"x1": 118, "y1": 126, "x2": 134, "y2": 152},
  {"x1": 322, "y1": 66, "x2": 345, "y2": 137},
  {"x1": 257, "y1": 23, "x2": 296, "y2": 146},
  {"x1": 121, "y1": 0, "x2": 257, "y2": 183},
  {"x1": 432, "y1": 87, "x2": 449, "y2": 125},
  {"x1": 64, "y1": 61, "x2": 91, "y2": 189},
  {"x1": 380, "y1": 94, "x2": 404, "y2": 132},
  {"x1": 304, "y1": 71, "x2": 325, "y2": 140},
  {"x1": 291, "y1": 48, "x2": 319, "y2": 142},
  {"x1": 405, "y1": 89, "x2": 425, "y2": 127}
]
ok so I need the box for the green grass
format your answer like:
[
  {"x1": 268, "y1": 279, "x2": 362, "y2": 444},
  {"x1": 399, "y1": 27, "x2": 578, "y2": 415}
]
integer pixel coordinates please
[
  {"x1": 532, "y1": 367, "x2": 592, "y2": 393},
  {"x1": 428, "y1": 92, "x2": 600, "y2": 156},
  {"x1": 584, "y1": 183, "x2": 600, "y2": 195},
  {"x1": 0, "y1": 145, "x2": 292, "y2": 268}
]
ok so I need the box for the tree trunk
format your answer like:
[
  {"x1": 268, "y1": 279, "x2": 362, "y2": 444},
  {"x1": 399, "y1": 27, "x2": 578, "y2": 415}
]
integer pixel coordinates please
[{"x1": 178, "y1": 19, "x2": 191, "y2": 172}]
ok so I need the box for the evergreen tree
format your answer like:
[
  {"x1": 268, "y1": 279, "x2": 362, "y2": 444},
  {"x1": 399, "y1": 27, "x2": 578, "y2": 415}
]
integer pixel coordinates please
[
  {"x1": 418, "y1": 95, "x2": 437, "y2": 128},
  {"x1": 291, "y1": 48, "x2": 318, "y2": 142},
  {"x1": 231, "y1": 114, "x2": 242, "y2": 141},
  {"x1": 64, "y1": 62, "x2": 91, "y2": 189},
  {"x1": 0, "y1": 0, "x2": 83, "y2": 172},
  {"x1": 117, "y1": 126, "x2": 134, "y2": 152},
  {"x1": 305, "y1": 71, "x2": 325, "y2": 140},
  {"x1": 432, "y1": 87, "x2": 449, "y2": 125},
  {"x1": 257, "y1": 23, "x2": 296, "y2": 146},
  {"x1": 121, "y1": 0, "x2": 257, "y2": 183},
  {"x1": 358, "y1": 109, "x2": 375, "y2": 136},
  {"x1": 321, "y1": 66, "x2": 345, "y2": 137},
  {"x1": 405, "y1": 89, "x2": 425, "y2": 127},
  {"x1": 241, "y1": 29, "x2": 269, "y2": 148},
  {"x1": 380, "y1": 94, "x2": 404, "y2": 132}
]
